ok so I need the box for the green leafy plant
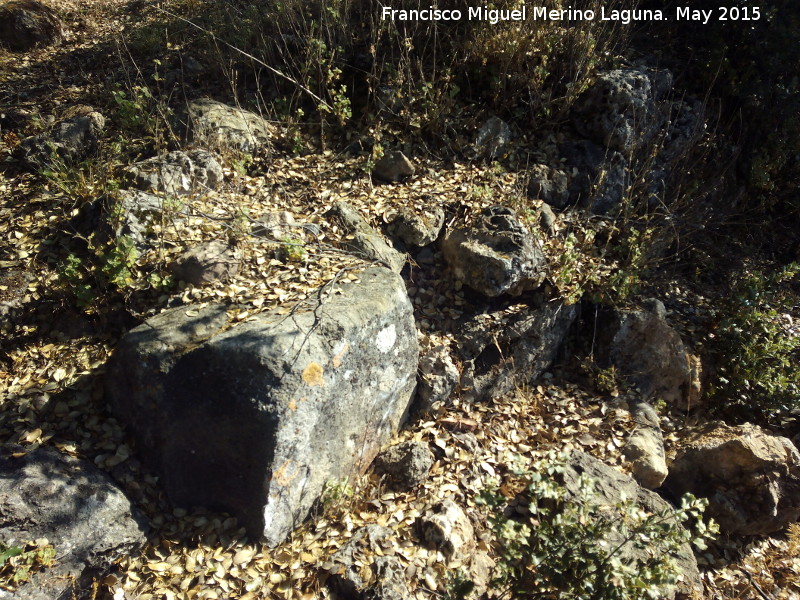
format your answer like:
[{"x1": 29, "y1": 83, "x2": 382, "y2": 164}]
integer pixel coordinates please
[
  {"x1": 58, "y1": 236, "x2": 140, "y2": 310},
  {"x1": 0, "y1": 541, "x2": 57, "y2": 591},
  {"x1": 476, "y1": 451, "x2": 717, "y2": 600},
  {"x1": 277, "y1": 237, "x2": 307, "y2": 263},
  {"x1": 708, "y1": 262, "x2": 800, "y2": 421}
]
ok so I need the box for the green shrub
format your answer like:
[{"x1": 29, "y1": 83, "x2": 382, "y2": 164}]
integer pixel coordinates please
[
  {"x1": 476, "y1": 451, "x2": 717, "y2": 600},
  {"x1": 708, "y1": 262, "x2": 800, "y2": 421}
]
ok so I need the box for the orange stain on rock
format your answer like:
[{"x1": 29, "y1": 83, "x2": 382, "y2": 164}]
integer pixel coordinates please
[{"x1": 302, "y1": 362, "x2": 325, "y2": 387}]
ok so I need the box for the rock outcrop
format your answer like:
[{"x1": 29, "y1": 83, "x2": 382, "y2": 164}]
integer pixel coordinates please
[
  {"x1": 170, "y1": 239, "x2": 240, "y2": 285},
  {"x1": 328, "y1": 201, "x2": 406, "y2": 273},
  {"x1": 124, "y1": 149, "x2": 224, "y2": 196},
  {"x1": 20, "y1": 108, "x2": 104, "y2": 169},
  {"x1": 665, "y1": 423, "x2": 800, "y2": 535},
  {"x1": 187, "y1": 98, "x2": 274, "y2": 155},
  {"x1": 596, "y1": 299, "x2": 701, "y2": 409},
  {"x1": 0, "y1": 448, "x2": 147, "y2": 600},
  {"x1": 0, "y1": 0, "x2": 62, "y2": 51},
  {"x1": 458, "y1": 298, "x2": 577, "y2": 402},
  {"x1": 442, "y1": 205, "x2": 546, "y2": 297},
  {"x1": 622, "y1": 401, "x2": 668, "y2": 489},
  {"x1": 106, "y1": 267, "x2": 418, "y2": 546},
  {"x1": 372, "y1": 150, "x2": 415, "y2": 182}
]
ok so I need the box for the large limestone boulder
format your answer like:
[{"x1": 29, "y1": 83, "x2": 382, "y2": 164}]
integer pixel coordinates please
[
  {"x1": 441, "y1": 205, "x2": 546, "y2": 297},
  {"x1": 0, "y1": 448, "x2": 147, "y2": 600},
  {"x1": 187, "y1": 98, "x2": 274, "y2": 155},
  {"x1": 0, "y1": 0, "x2": 62, "y2": 51},
  {"x1": 664, "y1": 423, "x2": 800, "y2": 535},
  {"x1": 106, "y1": 267, "x2": 418, "y2": 546}
]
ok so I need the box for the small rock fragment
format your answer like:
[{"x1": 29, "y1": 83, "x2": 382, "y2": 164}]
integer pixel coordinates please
[
  {"x1": 372, "y1": 150, "x2": 415, "y2": 182},
  {"x1": 373, "y1": 440, "x2": 434, "y2": 490},
  {"x1": 171, "y1": 240, "x2": 240, "y2": 285}
]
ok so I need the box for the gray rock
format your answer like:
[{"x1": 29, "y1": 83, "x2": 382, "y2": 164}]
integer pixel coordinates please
[
  {"x1": 0, "y1": 448, "x2": 147, "y2": 600},
  {"x1": 527, "y1": 164, "x2": 570, "y2": 209},
  {"x1": 419, "y1": 497, "x2": 476, "y2": 559},
  {"x1": 328, "y1": 202, "x2": 406, "y2": 271},
  {"x1": 328, "y1": 201, "x2": 372, "y2": 234},
  {"x1": 0, "y1": 0, "x2": 62, "y2": 51},
  {"x1": 474, "y1": 116, "x2": 511, "y2": 159},
  {"x1": 660, "y1": 98, "x2": 705, "y2": 161},
  {"x1": 372, "y1": 151, "x2": 415, "y2": 183},
  {"x1": 106, "y1": 267, "x2": 418, "y2": 546},
  {"x1": 573, "y1": 68, "x2": 665, "y2": 154},
  {"x1": 252, "y1": 210, "x2": 297, "y2": 240},
  {"x1": 558, "y1": 140, "x2": 630, "y2": 216},
  {"x1": 187, "y1": 98, "x2": 274, "y2": 155},
  {"x1": 559, "y1": 451, "x2": 702, "y2": 599},
  {"x1": 365, "y1": 556, "x2": 410, "y2": 600},
  {"x1": 171, "y1": 240, "x2": 240, "y2": 285},
  {"x1": 597, "y1": 302, "x2": 702, "y2": 409},
  {"x1": 21, "y1": 109, "x2": 104, "y2": 169},
  {"x1": 441, "y1": 205, "x2": 546, "y2": 297},
  {"x1": 124, "y1": 149, "x2": 223, "y2": 196},
  {"x1": 344, "y1": 232, "x2": 406, "y2": 273},
  {"x1": 373, "y1": 441, "x2": 434, "y2": 490},
  {"x1": 458, "y1": 299, "x2": 577, "y2": 402},
  {"x1": 538, "y1": 203, "x2": 558, "y2": 234},
  {"x1": 112, "y1": 189, "x2": 188, "y2": 250},
  {"x1": 665, "y1": 423, "x2": 800, "y2": 535},
  {"x1": 387, "y1": 207, "x2": 444, "y2": 247},
  {"x1": 622, "y1": 402, "x2": 668, "y2": 489},
  {"x1": 467, "y1": 552, "x2": 495, "y2": 600},
  {"x1": 416, "y1": 344, "x2": 459, "y2": 412},
  {"x1": 329, "y1": 526, "x2": 409, "y2": 600}
]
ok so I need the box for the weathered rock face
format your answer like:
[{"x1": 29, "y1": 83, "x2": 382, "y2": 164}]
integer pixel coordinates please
[
  {"x1": 329, "y1": 525, "x2": 409, "y2": 600},
  {"x1": 458, "y1": 299, "x2": 577, "y2": 402},
  {"x1": 441, "y1": 206, "x2": 546, "y2": 297},
  {"x1": 474, "y1": 116, "x2": 511, "y2": 159},
  {"x1": 106, "y1": 267, "x2": 418, "y2": 546},
  {"x1": 0, "y1": 448, "x2": 147, "y2": 600},
  {"x1": 187, "y1": 98, "x2": 274, "y2": 154},
  {"x1": 111, "y1": 189, "x2": 188, "y2": 250},
  {"x1": 419, "y1": 497, "x2": 476, "y2": 559},
  {"x1": 665, "y1": 423, "x2": 800, "y2": 535},
  {"x1": 328, "y1": 201, "x2": 406, "y2": 273},
  {"x1": 171, "y1": 239, "x2": 240, "y2": 285},
  {"x1": 622, "y1": 402, "x2": 668, "y2": 489},
  {"x1": 372, "y1": 150, "x2": 415, "y2": 182},
  {"x1": 573, "y1": 68, "x2": 665, "y2": 154},
  {"x1": 416, "y1": 343, "x2": 459, "y2": 412},
  {"x1": 387, "y1": 207, "x2": 444, "y2": 247},
  {"x1": 0, "y1": 0, "x2": 62, "y2": 51},
  {"x1": 527, "y1": 163, "x2": 570, "y2": 209},
  {"x1": 373, "y1": 440, "x2": 434, "y2": 491},
  {"x1": 559, "y1": 140, "x2": 630, "y2": 216},
  {"x1": 21, "y1": 109, "x2": 104, "y2": 168},
  {"x1": 560, "y1": 451, "x2": 703, "y2": 599},
  {"x1": 597, "y1": 299, "x2": 701, "y2": 409},
  {"x1": 124, "y1": 149, "x2": 223, "y2": 196}
]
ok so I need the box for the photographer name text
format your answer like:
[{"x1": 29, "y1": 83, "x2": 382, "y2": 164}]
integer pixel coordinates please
[{"x1": 381, "y1": 5, "x2": 762, "y2": 25}]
